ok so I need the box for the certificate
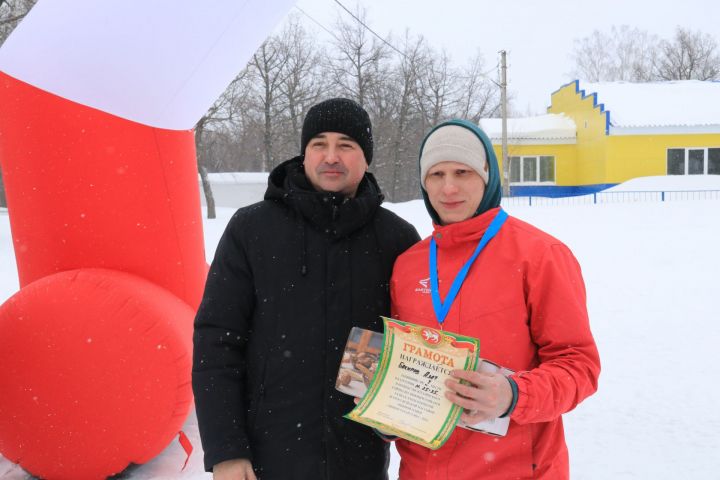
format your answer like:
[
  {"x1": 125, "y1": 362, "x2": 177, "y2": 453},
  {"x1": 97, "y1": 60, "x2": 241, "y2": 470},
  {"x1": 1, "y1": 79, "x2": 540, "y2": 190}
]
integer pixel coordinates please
[{"x1": 345, "y1": 317, "x2": 479, "y2": 450}]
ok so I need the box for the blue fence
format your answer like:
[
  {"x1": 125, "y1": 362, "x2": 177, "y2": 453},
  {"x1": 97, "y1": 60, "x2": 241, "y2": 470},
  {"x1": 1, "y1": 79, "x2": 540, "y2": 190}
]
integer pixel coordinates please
[
  {"x1": 501, "y1": 190, "x2": 720, "y2": 207},
  {"x1": 510, "y1": 183, "x2": 617, "y2": 198}
]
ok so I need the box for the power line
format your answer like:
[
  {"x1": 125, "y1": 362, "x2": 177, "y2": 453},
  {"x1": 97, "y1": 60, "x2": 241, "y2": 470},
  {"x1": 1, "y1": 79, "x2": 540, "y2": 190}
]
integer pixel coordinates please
[
  {"x1": 333, "y1": 0, "x2": 408, "y2": 59},
  {"x1": 295, "y1": 1, "x2": 501, "y2": 84},
  {"x1": 334, "y1": 0, "x2": 501, "y2": 83},
  {"x1": 293, "y1": 5, "x2": 342, "y2": 44}
]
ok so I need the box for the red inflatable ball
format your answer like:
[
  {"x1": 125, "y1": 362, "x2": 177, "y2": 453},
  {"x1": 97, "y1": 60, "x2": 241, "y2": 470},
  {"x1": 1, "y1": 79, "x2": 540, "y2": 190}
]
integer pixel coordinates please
[{"x1": 0, "y1": 268, "x2": 194, "y2": 480}]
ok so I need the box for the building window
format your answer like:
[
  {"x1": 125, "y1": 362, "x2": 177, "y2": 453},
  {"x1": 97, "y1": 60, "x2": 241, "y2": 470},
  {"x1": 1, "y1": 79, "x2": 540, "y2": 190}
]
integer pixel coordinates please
[
  {"x1": 709, "y1": 148, "x2": 720, "y2": 175},
  {"x1": 510, "y1": 157, "x2": 521, "y2": 183},
  {"x1": 539, "y1": 156, "x2": 555, "y2": 182},
  {"x1": 667, "y1": 148, "x2": 720, "y2": 175},
  {"x1": 509, "y1": 156, "x2": 556, "y2": 184},
  {"x1": 667, "y1": 149, "x2": 684, "y2": 175},
  {"x1": 689, "y1": 149, "x2": 704, "y2": 175},
  {"x1": 523, "y1": 157, "x2": 537, "y2": 182}
]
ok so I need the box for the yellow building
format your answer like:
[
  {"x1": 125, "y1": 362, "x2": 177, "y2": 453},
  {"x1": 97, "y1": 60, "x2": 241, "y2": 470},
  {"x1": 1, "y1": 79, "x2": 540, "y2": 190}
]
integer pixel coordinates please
[{"x1": 480, "y1": 80, "x2": 720, "y2": 196}]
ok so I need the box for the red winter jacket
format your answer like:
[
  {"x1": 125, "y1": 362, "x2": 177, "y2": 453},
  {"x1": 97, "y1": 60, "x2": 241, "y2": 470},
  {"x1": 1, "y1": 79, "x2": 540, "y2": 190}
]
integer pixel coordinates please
[{"x1": 390, "y1": 208, "x2": 600, "y2": 480}]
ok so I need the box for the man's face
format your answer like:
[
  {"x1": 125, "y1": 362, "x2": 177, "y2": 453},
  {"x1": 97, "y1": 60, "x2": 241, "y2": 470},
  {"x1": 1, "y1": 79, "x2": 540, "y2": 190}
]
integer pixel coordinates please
[
  {"x1": 424, "y1": 161, "x2": 486, "y2": 225},
  {"x1": 304, "y1": 132, "x2": 368, "y2": 197}
]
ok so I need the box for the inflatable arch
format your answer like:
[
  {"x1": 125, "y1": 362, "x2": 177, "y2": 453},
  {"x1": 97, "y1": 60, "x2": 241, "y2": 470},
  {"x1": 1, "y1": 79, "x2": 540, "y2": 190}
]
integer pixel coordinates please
[{"x1": 0, "y1": 1, "x2": 294, "y2": 478}]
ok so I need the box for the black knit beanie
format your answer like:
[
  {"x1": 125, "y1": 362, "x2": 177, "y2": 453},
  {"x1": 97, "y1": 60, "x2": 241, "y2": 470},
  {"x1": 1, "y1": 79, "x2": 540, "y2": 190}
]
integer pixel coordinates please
[{"x1": 301, "y1": 98, "x2": 373, "y2": 164}]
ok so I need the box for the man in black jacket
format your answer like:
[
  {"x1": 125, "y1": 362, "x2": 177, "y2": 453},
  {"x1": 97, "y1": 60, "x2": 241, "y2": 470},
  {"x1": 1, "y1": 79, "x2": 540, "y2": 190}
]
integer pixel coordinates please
[{"x1": 192, "y1": 98, "x2": 420, "y2": 480}]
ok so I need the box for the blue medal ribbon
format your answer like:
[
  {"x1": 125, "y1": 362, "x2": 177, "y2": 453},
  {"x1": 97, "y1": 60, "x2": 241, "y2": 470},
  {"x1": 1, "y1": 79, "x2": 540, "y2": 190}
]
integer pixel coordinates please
[{"x1": 429, "y1": 208, "x2": 508, "y2": 325}]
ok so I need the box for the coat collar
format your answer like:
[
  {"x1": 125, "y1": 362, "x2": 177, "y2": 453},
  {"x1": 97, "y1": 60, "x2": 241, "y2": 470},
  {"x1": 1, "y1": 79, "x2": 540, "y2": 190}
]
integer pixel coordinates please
[
  {"x1": 431, "y1": 207, "x2": 502, "y2": 248},
  {"x1": 265, "y1": 156, "x2": 383, "y2": 238}
]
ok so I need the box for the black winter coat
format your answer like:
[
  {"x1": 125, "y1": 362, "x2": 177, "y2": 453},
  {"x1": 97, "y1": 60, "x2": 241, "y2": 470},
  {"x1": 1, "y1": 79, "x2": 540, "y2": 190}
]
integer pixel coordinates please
[{"x1": 192, "y1": 157, "x2": 420, "y2": 479}]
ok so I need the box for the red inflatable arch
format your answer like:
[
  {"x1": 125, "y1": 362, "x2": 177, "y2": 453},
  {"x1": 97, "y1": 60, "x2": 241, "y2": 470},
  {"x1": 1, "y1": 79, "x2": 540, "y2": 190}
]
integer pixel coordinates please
[{"x1": 0, "y1": 1, "x2": 295, "y2": 478}]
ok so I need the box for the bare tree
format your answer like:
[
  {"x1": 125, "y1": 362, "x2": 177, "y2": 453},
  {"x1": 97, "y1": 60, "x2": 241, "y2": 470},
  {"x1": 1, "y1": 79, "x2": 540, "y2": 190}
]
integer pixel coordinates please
[
  {"x1": 0, "y1": 0, "x2": 35, "y2": 41},
  {"x1": 377, "y1": 32, "x2": 426, "y2": 201},
  {"x1": 249, "y1": 37, "x2": 291, "y2": 171},
  {"x1": 325, "y1": 6, "x2": 427, "y2": 200},
  {"x1": 615, "y1": 26, "x2": 659, "y2": 82},
  {"x1": 195, "y1": 70, "x2": 254, "y2": 218},
  {"x1": 570, "y1": 30, "x2": 613, "y2": 82},
  {"x1": 654, "y1": 27, "x2": 720, "y2": 80},
  {"x1": 275, "y1": 14, "x2": 325, "y2": 160},
  {"x1": 415, "y1": 49, "x2": 456, "y2": 129},
  {"x1": 199, "y1": 128, "x2": 244, "y2": 171},
  {"x1": 571, "y1": 25, "x2": 720, "y2": 82},
  {"x1": 454, "y1": 50, "x2": 501, "y2": 122},
  {"x1": 328, "y1": 6, "x2": 388, "y2": 108},
  {"x1": 570, "y1": 26, "x2": 659, "y2": 81}
]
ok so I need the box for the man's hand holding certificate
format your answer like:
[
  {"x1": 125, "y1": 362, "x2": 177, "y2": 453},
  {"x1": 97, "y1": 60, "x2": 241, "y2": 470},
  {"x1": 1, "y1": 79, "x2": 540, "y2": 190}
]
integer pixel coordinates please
[{"x1": 343, "y1": 317, "x2": 480, "y2": 450}]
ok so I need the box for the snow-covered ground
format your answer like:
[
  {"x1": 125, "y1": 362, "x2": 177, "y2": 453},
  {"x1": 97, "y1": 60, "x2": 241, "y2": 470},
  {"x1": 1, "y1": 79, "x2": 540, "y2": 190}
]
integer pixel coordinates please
[
  {"x1": 2, "y1": 176, "x2": 720, "y2": 479},
  {"x1": 606, "y1": 174, "x2": 720, "y2": 191}
]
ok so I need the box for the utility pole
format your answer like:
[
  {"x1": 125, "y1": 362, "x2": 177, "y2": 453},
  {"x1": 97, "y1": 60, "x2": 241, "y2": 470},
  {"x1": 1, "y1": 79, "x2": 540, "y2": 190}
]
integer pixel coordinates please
[{"x1": 499, "y1": 50, "x2": 509, "y2": 197}]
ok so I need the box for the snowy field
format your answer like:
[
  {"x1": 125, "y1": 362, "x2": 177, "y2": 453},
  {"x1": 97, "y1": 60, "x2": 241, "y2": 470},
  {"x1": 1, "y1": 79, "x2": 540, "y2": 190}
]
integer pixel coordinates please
[{"x1": 2, "y1": 176, "x2": 720, "y2": 479}]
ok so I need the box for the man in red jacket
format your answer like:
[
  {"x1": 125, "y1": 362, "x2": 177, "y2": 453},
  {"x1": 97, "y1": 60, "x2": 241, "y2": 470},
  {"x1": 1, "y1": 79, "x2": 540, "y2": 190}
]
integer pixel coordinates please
[{"x1": 390, "y1": 119, "x2": 600, "y2": 479}]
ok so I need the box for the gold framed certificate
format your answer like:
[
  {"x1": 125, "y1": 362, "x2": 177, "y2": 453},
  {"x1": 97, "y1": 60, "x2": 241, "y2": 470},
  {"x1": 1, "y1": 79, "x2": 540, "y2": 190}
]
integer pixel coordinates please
[{"x1": 345, "y1": 317, "x2": 480, "y2": 450}]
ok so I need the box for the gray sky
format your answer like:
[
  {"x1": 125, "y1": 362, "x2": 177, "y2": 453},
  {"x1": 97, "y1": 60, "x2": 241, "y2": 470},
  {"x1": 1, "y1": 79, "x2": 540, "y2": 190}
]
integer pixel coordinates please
[{"x1": 291, "y1": 0, "x2": 720, "y2": 114}]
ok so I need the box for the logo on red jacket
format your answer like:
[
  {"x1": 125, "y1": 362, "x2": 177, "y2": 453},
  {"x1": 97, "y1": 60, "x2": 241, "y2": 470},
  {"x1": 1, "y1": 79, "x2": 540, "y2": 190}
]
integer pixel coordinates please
[
  {"x1": 415, "y1": 277, "x2": 430, "y2": 295},
  {"x1": 421, "y1": 328, "x2": 441, "y2": 346}
]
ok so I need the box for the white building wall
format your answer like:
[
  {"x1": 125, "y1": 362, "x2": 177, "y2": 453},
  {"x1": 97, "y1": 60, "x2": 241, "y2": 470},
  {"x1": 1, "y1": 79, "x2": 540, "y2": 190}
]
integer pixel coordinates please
[{"x1": 198, "y1": 172, "x2": 268, "y2": 208}]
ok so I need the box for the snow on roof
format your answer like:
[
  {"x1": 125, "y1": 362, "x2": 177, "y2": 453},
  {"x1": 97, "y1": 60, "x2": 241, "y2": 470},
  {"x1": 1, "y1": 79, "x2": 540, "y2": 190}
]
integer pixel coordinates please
[
  {"x1": 606, "y1": 174, "x2": 720, "y2": 192},
  {"x1": 479, "y1": 114, "x2": 576, "y2": 144},
  {"x1": 576, "y1": 80, "x2": 720, "y2": 131}
]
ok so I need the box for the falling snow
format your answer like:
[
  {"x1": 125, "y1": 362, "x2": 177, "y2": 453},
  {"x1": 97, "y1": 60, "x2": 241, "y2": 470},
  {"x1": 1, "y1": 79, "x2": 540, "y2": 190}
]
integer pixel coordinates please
[{"x1": 1, "y1": 175, "x2": 719, "y2": 479}]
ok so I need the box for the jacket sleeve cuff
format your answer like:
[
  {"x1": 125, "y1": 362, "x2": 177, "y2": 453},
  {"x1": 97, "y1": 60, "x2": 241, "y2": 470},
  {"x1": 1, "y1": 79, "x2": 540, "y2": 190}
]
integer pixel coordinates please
[
  {"x1": 373, "y1": 429, "x2": 398, "y2": 442},
  {"x1": 499, "y1": 376, "x2": 518, "y2": 419},
  {"x1": 203, "y1": 442, "x2": 253, "y2": 472}
]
